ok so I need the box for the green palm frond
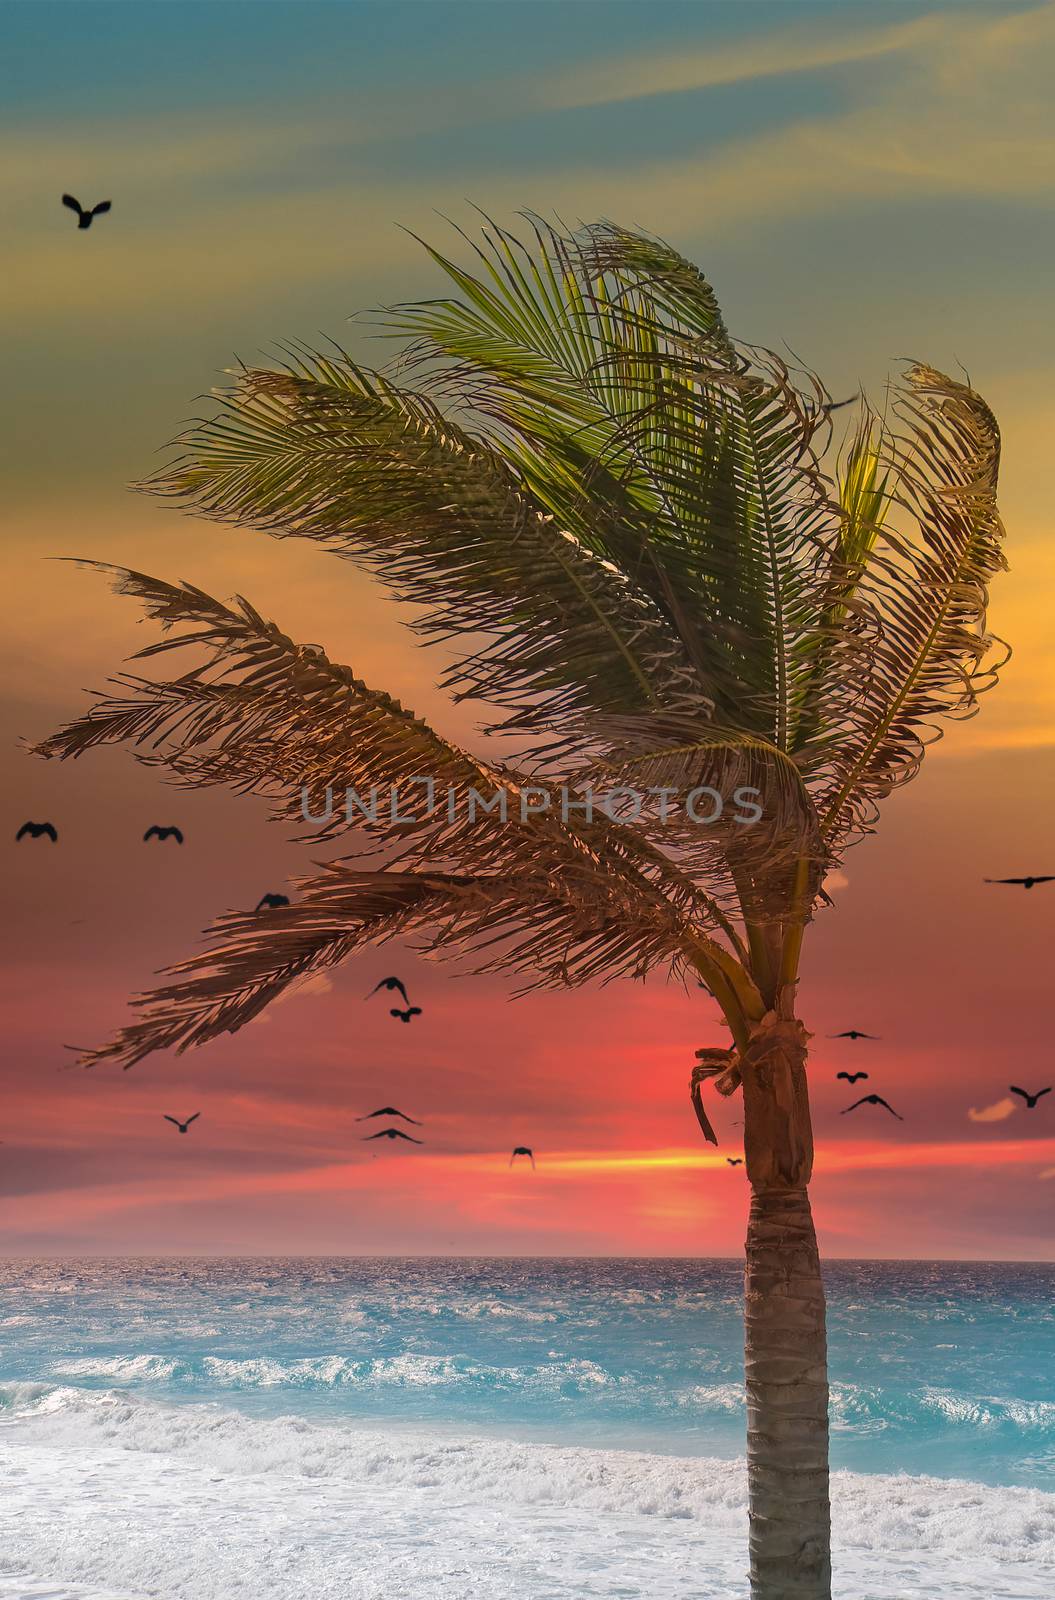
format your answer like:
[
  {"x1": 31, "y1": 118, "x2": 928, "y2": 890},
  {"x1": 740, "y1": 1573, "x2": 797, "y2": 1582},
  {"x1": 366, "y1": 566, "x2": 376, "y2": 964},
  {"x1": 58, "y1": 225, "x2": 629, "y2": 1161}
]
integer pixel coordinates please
[
  {"x1": 389, "y1": 219, "x2": 843, "y2": 748},
  {"x1": 142, "y1": 357, "x2": 708, "y2": 746},
  {"x1": 837, "y1": 430, "x2": 889, "y2": 573},
  {"x1": 792, "y1": 427, "x2": 892, "y2": 766}
]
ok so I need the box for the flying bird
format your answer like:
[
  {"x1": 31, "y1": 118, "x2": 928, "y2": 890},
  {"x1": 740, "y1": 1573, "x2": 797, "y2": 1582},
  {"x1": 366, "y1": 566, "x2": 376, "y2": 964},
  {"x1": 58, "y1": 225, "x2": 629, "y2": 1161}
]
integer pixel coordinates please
[
  {"x1": 726, "y1": 1157, "x2": 744, "y2": 1167},
  {"x1": 255, "y1": 893, "x2": 290, "y2": 910},
  {"x1": 830, "y1": 1030, "x2": 879, "y2": 1040},
  {"x1": 820, "y1": 393, "x2": 859, "y2": 415},
  {"x1": 16, "y1": 821, "x2": 58, "y2": 842},
  {"x1": 362, "y1": 1127, "x2": 422, "y2": 1144},
  {"x1": 144, "y1": 825, "x2": 183, "y2": 844},
  {"x1": 62, "y1": 193, "x2": 111, "y2": 229},
  {"x1": 1010, "y1": 1085, "x2": 1052, "y2": 1110},
  {"x1": 163, "y1": 1113, "x2": 200, "y2": 1134},
  {"x1": 390, "y1": 1007, "x2": 422, "y2": 1023},
  {"x1": 355, "y1": 1108, "x2": 422, "y2": 1125},
  {"x1": 509, "y1": 1147, "x2": 535, "y2": 1168},
  {"x1": 368, "y1": 976, "x2": 410, "y2": 1006},
  {"x1": 836, "y1": 1071, "x2": 869, "y2": 1084},
  {"x1": 841, "y1": 1094, "x2": 903, "y2": 1120},
  {"x1": 984, "y1": 876, "x2": 1055, "y2": 889}
]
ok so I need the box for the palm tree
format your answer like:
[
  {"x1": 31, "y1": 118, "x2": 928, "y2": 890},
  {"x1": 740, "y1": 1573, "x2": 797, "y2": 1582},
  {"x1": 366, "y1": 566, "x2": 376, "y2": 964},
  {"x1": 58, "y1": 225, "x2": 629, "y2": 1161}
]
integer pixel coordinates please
[{"x1": 36, "y1": 219, "x2": 1007, "y2": 1599}]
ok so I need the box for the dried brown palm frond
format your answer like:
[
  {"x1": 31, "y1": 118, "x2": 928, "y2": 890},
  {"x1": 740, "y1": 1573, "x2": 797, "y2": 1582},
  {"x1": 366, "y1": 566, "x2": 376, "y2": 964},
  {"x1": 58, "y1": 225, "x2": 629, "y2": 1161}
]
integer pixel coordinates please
[
  {"x1": 34, "y1": 565, "x2": 746, "y2": 953},
  {"x1": 811, "y1": 364, "x2": 1007, "y2": 852},
  {"x1": 34, "y1": 563, "x2": 520, "y2": 844},
  {"x1": 75, "y1": 859, "x2": 749, "y2": 1070}
]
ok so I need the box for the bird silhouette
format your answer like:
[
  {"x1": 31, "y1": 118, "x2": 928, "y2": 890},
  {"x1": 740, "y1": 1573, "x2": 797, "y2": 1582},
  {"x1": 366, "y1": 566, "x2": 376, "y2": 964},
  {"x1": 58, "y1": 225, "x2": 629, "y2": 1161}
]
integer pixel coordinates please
[
  {"x1": 390, "y1": 1007, "x2": 422, "y2": 1023},
  {"x1": 62, "y1": 194, "x2": 111, "y2": 229},
  {"x1": 163, "y1": 1113, "x2": 200, "y2": 1134},
  {"x1": 16, "y1": 821, "x2": 58, "y2": 842},
  {"x1": 362, "y1": 1127, "x2": 422, "y2": 1144},
  {"x1": 144, "y1": 825, "x2": 183, "y2": 844},
  {"x1": 820, "y1": 393, "x2": 859, "y2": 415},
  {"x1": 509, "y1": 1147, "x2": 535, "y2": 1168},
  {"x1": 356, "y1": 1107, "x2": 422, "y2": 1125},
  {"x1": 368, "y1": 976, "x2": 410, "y2": 1005},
  {"x1": 984, "y1": 876, "x2": 1055, "y2": 889},
  {"x1": 830, "y1": 1030, "x2": 879, "y2": 1040},
  {"x1": 837, "y1": 1071, "x2": 869, "y2": 1084},
  {"x1": 841, "y1": 1094, "x2": 903, "y2": 1120},
  {"x1": 255, "y1": 893, "x2": 289, "y2": 911},
  {"x1": 1010, "y1": 1085, "x2": 1051, "y2": 1110},
  {"x1": 726, "y1": 1157, "x2": 744, "y2": 1166}
]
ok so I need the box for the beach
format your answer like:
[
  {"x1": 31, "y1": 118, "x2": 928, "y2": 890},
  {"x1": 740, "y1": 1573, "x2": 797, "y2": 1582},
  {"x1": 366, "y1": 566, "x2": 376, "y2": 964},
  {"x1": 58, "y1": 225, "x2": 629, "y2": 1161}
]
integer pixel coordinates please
[{"x1": 1, "y1": 1257, "x2": 1052, "y2": 1598}]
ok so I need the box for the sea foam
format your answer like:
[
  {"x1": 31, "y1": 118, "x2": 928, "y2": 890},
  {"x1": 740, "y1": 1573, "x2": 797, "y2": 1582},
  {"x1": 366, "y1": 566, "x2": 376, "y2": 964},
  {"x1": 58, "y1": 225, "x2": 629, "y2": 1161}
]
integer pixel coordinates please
[{"x1": 0, "y1": 1386, "x2": 1051, "y2": 1599}]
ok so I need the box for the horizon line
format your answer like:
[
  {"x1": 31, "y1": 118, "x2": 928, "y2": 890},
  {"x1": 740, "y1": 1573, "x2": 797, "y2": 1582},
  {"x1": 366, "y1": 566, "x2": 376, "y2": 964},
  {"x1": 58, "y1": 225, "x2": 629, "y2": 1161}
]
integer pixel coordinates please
[{"x1": 1, "y1": 1251, "x2": 1052, "y2": 1266}]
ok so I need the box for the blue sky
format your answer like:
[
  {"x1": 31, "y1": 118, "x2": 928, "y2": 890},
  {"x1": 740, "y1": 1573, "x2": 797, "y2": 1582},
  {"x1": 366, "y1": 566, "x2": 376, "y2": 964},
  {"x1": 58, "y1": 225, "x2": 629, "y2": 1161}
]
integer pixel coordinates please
[{"x1": 2, "y1": 3, "x2": 934, "y2": 119}]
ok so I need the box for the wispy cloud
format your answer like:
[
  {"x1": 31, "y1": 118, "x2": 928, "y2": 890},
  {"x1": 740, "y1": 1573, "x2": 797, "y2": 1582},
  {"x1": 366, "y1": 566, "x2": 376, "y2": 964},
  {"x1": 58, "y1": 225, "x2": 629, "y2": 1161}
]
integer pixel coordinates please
[
  {"x1": 968, "y1": 1098, "x2": 1017, "y2": 1124},
  {"x1": 4, "y1": 4, "x2": 1054, "y2": 331},
  {"x1": 541, "y1": 10, "x2": 947, "y2": 110}
]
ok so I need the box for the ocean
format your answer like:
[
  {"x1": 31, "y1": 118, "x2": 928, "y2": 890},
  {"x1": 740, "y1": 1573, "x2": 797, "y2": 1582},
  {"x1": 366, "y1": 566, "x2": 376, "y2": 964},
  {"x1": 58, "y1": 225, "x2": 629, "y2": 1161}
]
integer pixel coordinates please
[{"x1": 0, "y1": 1257, "x2": 1052, "y2": 1599}]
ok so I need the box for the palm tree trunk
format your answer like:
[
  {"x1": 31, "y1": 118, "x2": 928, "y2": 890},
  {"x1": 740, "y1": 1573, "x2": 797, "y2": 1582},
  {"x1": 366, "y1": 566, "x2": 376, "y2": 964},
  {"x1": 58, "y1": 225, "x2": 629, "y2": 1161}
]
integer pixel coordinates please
[
  {"x1": 744, "y1": 1185, "x2": 830, "y2": 1598},
  {"x1": 741, "y1": 1014, "x2": 831, "y2": 1600}
]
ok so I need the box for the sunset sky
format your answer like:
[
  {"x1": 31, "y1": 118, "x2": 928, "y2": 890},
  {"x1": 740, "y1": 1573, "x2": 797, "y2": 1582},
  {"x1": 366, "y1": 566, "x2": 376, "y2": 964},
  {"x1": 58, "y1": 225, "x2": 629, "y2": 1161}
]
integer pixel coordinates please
[{"x1": 3, "y1": 0, "x2": 1054, "y2": 1259}]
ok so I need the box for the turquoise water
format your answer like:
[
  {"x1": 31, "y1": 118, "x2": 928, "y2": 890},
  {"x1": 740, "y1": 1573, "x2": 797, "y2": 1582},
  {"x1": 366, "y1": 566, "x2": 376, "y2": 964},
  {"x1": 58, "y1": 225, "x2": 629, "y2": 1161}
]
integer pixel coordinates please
[
  {"x1": 0, "y1": 1257, "x2": 1052, "y2": 1599},
  {"x1": 1, "y1": 1257, "x2": 1052, "y2": 1486}
]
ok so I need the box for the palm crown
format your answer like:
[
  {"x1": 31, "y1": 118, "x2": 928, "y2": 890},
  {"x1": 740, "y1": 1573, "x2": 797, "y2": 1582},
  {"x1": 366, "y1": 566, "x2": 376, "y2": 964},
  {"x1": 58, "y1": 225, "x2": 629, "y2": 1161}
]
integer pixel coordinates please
[{"x1": 37, "y1": 218, "x2": 1006, "y2": 1070}]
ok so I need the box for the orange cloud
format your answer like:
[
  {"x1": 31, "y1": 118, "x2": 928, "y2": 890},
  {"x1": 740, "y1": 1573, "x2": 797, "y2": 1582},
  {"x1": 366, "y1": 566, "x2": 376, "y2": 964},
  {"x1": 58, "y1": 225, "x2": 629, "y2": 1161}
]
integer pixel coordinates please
[{"x1": 968, "y1": 1098, "x2": 1017, "y2": 1123}]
